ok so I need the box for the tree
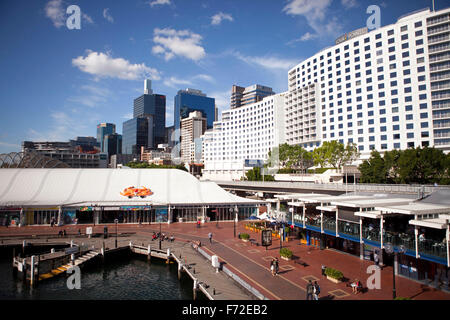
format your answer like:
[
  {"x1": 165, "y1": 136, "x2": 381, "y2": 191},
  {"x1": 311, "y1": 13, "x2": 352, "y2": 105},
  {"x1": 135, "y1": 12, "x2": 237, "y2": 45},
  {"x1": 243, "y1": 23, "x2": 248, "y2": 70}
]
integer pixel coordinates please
[
  {"x1": 245, "y1": 167, "x2": 275, "y2": 181},
  {"x1": 359, "y1": 150, "x2": 387, "y2": 184}
]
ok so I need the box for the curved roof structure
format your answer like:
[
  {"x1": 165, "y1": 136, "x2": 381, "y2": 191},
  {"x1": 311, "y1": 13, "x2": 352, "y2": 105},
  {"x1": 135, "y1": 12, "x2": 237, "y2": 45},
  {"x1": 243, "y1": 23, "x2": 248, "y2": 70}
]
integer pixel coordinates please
[
  {"x1": 0, "y1": 169, "x2": 262, "y2": 207},
  {"x1": 0, "y1": 152, "x2": 70, "y2": 169}
]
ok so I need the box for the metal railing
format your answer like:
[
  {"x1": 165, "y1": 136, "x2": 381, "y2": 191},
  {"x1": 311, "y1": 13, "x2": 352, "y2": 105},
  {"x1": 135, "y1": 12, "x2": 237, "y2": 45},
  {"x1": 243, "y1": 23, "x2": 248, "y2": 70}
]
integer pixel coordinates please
[{"x1": 217, "y1": 180, "x2": 450, "y2": 194}]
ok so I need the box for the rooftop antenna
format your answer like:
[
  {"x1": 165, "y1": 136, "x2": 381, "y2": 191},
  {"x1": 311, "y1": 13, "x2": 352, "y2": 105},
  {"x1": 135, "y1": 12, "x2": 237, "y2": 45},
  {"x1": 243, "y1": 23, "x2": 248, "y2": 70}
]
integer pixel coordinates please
[{"x1": 432, "y1": 0, "x2": 435, "y2": 12}]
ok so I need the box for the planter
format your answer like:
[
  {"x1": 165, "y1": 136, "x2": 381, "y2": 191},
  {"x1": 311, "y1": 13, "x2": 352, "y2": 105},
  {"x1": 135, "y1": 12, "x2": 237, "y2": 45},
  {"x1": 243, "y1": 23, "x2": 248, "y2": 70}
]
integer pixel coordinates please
[
  {"x1": 327, "y1": 276, "x2": 342, "y2": 284},
  {"x1": 280, "y1": 256, "x2": 291, "y2": 261},
  {"x1": 242, "y1": 239, "x2": 249, "y2": 243}
]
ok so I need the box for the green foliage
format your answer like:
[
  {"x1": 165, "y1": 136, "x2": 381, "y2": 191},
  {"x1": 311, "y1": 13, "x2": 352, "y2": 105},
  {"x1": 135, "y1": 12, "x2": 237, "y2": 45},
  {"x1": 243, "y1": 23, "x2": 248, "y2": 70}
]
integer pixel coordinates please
[
  {"x1": 240, "y1": 233, "x2": 250, "y2": 240},
  {"x1": 279, "y1": 248, "x2": 293, "y2": 259},
  {"x1": 324, "y1": 267, "x2": 344, "y2": 280},
  {"x1": 126, "y1": 162, "x2": 188, "y2": 172},
  {"x1": 245, "y1": 167, "x2": 275, "y2": 181},
  {"x1": 359, "y1": 147, "x2": 450, "y2": 185},
  {"x1": 307, "y1": 167, "x2": 334, "y2": 174},
  {"x1": 394, "y1": 297, "x2": 411, "y2": 300}
]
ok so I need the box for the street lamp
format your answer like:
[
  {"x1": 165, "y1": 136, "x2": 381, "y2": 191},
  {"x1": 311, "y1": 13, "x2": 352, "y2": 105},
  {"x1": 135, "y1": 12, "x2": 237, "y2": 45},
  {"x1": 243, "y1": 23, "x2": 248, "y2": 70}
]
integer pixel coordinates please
[
  {"x1": 114, "y1": 219, "x2": 118, "y2": 248},
  {"x1": 230, "y1": 207, "x2": 238, "y2": 238},
  {"x1": 385, "y1": 243, "x2": 406, "y2": 300},
  {"x1": 159, "y1": 220, "x2": 162, "y2": 250}
]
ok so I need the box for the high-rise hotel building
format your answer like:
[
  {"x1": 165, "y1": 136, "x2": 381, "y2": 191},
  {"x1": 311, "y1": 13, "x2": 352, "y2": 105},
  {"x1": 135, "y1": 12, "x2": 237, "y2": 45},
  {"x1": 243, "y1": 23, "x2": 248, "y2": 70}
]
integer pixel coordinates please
[
  {"x1": 202, "y1": 92, "x2": 285, "y2": 180},
  {"x1": 286, "y1": 7, "x2": 450, "y2": 157}
]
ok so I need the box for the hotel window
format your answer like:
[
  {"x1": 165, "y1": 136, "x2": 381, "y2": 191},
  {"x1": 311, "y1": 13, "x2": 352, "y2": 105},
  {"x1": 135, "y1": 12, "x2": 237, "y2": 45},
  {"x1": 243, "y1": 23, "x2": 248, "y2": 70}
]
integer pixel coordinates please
[
  {"x1": 415, "y1": 30, "x2": 423, "y2": 37},
  {"x1": 407, "y1": 133, "x2": 414, "y2": 139},
  {"x1": 401, "y1": 25, "x2": 408, "y2": 32},
  {"x1": 393, "y1": 125, "x2": 400, "y2": 131},
  {"x1": 421, "y1": 122, "x2": 429, "y2": 128}
]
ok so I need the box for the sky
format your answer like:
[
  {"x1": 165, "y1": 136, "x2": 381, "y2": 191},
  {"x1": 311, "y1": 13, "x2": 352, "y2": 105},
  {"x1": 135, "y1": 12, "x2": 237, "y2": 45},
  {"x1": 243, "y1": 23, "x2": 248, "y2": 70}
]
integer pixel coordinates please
[{"x1": 0, "y1": 0, "x2": 446, "y2": 153}]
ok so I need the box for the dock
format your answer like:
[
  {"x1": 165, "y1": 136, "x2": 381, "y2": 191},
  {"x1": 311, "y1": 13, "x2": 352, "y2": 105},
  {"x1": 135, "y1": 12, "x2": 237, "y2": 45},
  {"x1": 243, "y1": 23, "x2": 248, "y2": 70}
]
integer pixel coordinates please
[{"x1": 7, "y1": 235, "x2": 259, "y2": 300}]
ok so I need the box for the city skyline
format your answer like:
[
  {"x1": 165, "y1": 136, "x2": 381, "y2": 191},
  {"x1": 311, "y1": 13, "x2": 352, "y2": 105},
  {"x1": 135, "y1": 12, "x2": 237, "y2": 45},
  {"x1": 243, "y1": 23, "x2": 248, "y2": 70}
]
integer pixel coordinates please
[{"x1": 0, "y1": 0, "x2": 445, "y2": 154}]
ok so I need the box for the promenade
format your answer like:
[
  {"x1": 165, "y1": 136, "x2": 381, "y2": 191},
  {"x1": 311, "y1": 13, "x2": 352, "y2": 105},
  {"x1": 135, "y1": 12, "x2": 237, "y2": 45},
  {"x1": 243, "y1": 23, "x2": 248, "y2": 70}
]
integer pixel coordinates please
[{"x1": 1, "y1": 222, "x2": 449, "y2": 300}]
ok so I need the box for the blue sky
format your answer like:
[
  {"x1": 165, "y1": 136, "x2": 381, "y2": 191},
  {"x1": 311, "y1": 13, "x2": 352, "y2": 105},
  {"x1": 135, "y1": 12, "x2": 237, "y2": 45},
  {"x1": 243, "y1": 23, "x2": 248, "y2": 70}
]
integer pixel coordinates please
[{"x1": 0, "y1": 0, "x2": 445, "y2": 153}]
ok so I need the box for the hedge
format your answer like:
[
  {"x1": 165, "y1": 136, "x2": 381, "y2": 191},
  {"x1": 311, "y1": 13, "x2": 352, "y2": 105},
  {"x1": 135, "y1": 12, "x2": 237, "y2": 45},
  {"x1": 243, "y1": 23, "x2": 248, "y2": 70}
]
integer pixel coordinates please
[
  {"x1": 240, "y1": 233, "x2": 250, "y2": 240},
  {"x1": 324, "y1": 267, "x2": 344, "y2": 280},
  {"x1": 280, "y1": 248, "x2": 293, "y2": 259}
]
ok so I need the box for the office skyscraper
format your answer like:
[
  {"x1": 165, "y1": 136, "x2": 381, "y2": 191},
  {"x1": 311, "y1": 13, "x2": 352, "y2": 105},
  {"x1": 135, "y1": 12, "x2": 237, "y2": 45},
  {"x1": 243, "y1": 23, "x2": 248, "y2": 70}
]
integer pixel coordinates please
[
  {"x1": 97, "y1": 123, "x2": 116, "y2": 153},
  {"x1": 122, "y1": 80, "x2": 166, "y2": 154},
  {"x1": 174, "y1": 88, "x2": 215, "y2": 146}
]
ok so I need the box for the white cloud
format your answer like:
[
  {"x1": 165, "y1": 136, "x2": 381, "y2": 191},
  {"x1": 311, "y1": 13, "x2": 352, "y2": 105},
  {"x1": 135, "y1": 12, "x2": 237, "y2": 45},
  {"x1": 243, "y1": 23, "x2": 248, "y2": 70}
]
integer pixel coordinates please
[
  {"x1": 122, "y1": 113, "x2": 133, "y2": 119},
  {"x1": 152, "y1": 28, "x2": 206, "y2": 61},
  {"x1": 287, "y1": 32, "x2": 318, "y2": 45},
  {"x1": 103, "y1": 8, "x2": 114, "y2": 23},
  {"x1": 67, "y1": 85, "x2": 112, "y2": 108},
  {"x1": 231, "y1": 51, "x2": 298, "y2": 71},
  {"x1": 341, "y1": 0, "x2": 358, "y2": 9},
  {"x1": 211, "y1": 12, "x2": 233, "y2": 25},
  {"x1": 72, "y1": 50, "x2": 161, "y2": 81},
  {"x1": 149, "y1": 0, "x2": 171, "y2": 7},
  {"x1": 45, "y1": 0, "x2": 65, "y2": 28},
  {"x1": 163, "y1": 73, "x2": 215, "y2": 89},
  {"x1": 163, "y1": 76, "x2": 193, "y2": 89},
  {"x1": 282, "y1": 0, "x2": 343, "y2": 39},
  {"x1": 209, "y1": 90, "x2": 230, "y2": 119}
]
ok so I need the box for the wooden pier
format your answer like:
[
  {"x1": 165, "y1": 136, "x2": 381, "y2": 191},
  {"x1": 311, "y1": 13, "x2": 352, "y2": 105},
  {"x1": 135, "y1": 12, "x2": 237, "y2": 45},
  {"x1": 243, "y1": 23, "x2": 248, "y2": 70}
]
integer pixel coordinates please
[{"x1": 7, "y1": 236, "x2": 258, "y2": 300}]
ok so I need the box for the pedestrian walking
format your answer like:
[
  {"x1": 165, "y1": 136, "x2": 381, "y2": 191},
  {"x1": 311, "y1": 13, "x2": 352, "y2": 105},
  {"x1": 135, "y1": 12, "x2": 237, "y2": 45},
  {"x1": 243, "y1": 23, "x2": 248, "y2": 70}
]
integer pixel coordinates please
[
  {"x1": 275, "y1": 258, "x2": 279, "y2": 275},
  {"x1": 313, "y1": 281, "x2": 320, "y2": 300},
  {"x1": 321, "y1": 265, "x2": 326, "y2": 276},
  {"x1": 270, "y1": 259, "x2": 275, "y2": 276},
  {"x1": 208, "y1": 232, "x2": 213, "y2": 244},
  {"x1": 306, "y1": 280, "x2": 314, "y2": 300},
  {"x1": 374, "y1": 252, "x2": 380, "y2": 267}
]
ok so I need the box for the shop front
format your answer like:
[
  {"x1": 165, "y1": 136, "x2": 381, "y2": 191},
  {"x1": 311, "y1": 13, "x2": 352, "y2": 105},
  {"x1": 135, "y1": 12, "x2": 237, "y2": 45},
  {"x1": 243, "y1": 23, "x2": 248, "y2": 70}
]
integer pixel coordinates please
[{"x1": 0, "y1": 208, "x2": 21, "y2": 226}]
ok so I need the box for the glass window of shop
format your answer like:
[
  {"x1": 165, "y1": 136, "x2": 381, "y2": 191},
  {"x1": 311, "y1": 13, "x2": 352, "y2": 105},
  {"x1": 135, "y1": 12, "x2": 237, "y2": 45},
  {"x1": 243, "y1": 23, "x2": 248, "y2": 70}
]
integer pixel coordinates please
[
  {"x1": 0, "y1": 211, "x2": 21, "y2": 226},
  {"x1": 33, "y1": 210, "x2": 58, "y2": 225}
]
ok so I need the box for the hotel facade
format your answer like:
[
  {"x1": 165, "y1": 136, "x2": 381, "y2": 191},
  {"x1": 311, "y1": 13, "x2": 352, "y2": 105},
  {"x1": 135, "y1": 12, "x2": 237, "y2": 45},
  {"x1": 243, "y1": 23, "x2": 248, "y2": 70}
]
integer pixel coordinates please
[{"x1": 286, "y1": 7, "x2": 450, "y2": 157}]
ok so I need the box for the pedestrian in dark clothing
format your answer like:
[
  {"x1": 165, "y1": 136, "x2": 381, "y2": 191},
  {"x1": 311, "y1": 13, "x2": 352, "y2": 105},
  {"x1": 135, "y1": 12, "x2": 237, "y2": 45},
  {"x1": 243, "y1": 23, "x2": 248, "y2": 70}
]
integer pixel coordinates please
[
  {"x1": 313, "y1": 281, "x2": 321, "y2": 300},
  {"x1": 321, "y1": 265, "x2": 326, "y2": 276},
  {"x1": 306, "y1": 280, "x2": 314, "y2": 300},
  {"x1": 275, "y1": 258, "x2": 279, "y2": 275}
]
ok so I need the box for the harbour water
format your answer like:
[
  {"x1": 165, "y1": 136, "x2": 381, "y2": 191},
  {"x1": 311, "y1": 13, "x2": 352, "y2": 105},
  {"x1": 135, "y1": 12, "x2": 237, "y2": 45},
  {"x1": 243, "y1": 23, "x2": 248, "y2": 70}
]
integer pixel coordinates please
[{"x1": 0, "y1": 252, "x2": 195, "y2": 300}]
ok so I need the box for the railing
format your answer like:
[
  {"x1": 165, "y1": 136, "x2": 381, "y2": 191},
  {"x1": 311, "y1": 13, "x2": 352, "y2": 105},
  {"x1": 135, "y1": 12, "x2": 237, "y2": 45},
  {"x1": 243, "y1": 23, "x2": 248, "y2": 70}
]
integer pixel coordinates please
[
  {"x1": 305, "y1": 217, "x2": 321, "y2": 229},
  {"x1": 383, "y1": 232, "x2": 415, "y2": 252},
  {"x1": 418, "y1": 239, "x2": 448, "y2": 259},
  {"x1": 216, "y1": 181, "x2": 450, "y2": 194},
  {"x1": 362, "y1": 227, "x2": 382, "y2": 243},
  {"x1": 338, "y1": 220, "x2": 360, "y2": 238},
  {"x1": 323, "y1": 219, "x2": 336, "y2": 233}
]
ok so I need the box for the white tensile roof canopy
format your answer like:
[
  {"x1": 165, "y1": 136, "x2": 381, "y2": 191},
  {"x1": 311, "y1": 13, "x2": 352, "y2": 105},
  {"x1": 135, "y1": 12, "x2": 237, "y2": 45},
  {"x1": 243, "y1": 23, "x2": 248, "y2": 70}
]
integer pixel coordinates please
[{"x1": 0, "y1": 169, "x2": 262, "y2": 208}]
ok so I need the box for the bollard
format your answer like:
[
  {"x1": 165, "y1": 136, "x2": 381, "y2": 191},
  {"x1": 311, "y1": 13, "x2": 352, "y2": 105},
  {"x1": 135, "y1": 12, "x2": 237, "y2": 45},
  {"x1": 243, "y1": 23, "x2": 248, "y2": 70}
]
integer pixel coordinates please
[
  {"x1": 193, "y1": 279, "x2": 198, "y2": 300},
  {"x1": 51, "y1": 248, "x2": 55, "y2": 254},
  {"x1": 166, "y1": 248, "x2": 171, "y2": 264},
  {"x1": 22, "y1": 241, "x2": 26, "y2": 255},
  {"x1": 213, "y1": 288, "x2": 216, "y2": 295},
  {"x1": 30, "y1": 256, "x2": 35, "y2": 287},
  {"x1": 147, "y1": 244, "x2": 151, "y2": 262},
  {"x1": 71, "y1": 254, "x2": 75, "y2": 265},
  {"x1": 178, "y1": 263, "x2": 182, "y2": 280},
  {"x1": 70, "y1": 240, "x2": 74, "y2": 247}
]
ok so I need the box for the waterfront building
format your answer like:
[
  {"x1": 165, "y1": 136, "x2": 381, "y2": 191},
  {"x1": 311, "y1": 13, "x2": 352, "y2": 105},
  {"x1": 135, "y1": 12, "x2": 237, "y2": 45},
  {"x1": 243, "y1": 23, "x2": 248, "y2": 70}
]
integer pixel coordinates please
[
  {"x1": 273, "y1": 191, "x2": 450, "y2": 290},
  {"x1": 286, "y1": 7, "x2": 450, "y2": 157},
  {"x1": 109, "y1": 154, "x2": 137, "y2": 168},
  {"x1": 231, "y1": 84, "x2": 275, "y2": 109},
  {"x1": 97, "y1": 123, "x2": 116, "y2": 153},
  {"x1": 122, "y1": 117, "x2": 149, "y2": 155},
  {"x1": 181, "y1": 111, "x2": 207, "y2": 165},
  {"x1": 202, "y1": 93, "x2": 286, "y2": 180},
  {"x1": 174, "y1": 88, "x2": 215, "y2": 147},
  {"x1": 0, "y1": 168, "x2": 262, "y2": 226}
]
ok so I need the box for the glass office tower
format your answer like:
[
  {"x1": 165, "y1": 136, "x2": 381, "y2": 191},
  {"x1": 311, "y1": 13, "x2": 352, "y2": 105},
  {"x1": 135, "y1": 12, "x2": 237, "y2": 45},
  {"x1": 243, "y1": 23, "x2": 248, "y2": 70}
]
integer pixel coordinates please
[
  {"x1": 97, "y1": 123, "x2": 116, "y2": 153},
  {"x1": 174, "y1": 89, "x2": 215, "y2": 145},
  {"x1": 122, "y1": 118, "x2": 149, "y2": 155}
]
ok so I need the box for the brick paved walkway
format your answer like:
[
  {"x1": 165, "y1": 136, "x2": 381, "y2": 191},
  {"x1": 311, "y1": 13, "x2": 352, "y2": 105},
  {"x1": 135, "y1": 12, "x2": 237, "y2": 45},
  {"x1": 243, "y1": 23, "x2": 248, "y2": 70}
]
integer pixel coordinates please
[{"x1": 1, "y1": 222, "x2": 449, "y2": 300}]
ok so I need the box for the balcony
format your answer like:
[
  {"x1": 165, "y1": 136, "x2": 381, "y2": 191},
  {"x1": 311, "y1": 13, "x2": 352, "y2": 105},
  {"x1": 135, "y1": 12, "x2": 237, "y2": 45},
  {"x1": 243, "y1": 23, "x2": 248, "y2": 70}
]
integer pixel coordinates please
[
  {"x1": 362, "y1": 226, "x2": 382, "y2": 243},
  {"x1": 323, "y1": 218, "x2": 336, "y2": 234},
  {"x1": 305, "y1": 216, "x2": 321, "y2": 230},
  {"x1": 428, "y1": 24, "x2": 450, "y2": 36},
  {"x1": 383, "y1": 231, "x2": 415, "y2": 252},
  {"x1": 418, "y1": 239, "x2": 447, "y2": 260},
  {"x1": 427, "y1": 15, "x2": 450, "y2": 27},
  {"x1": 338, "y1": 220, "x2": 360, "y2": 239}
]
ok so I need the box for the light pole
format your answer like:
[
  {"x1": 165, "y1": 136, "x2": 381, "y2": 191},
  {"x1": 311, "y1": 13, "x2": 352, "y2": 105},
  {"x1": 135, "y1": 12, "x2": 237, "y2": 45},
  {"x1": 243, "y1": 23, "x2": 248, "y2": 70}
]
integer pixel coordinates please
[
  {"x1": 114, "y1": 219, "x2": 118, "y2": 248},
  {"x1": 385, "y1": 243, "x2": 405, "y2": 299},
  {"x1": 159, "y1": 221, "x2": 162, "y2": 250}
]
